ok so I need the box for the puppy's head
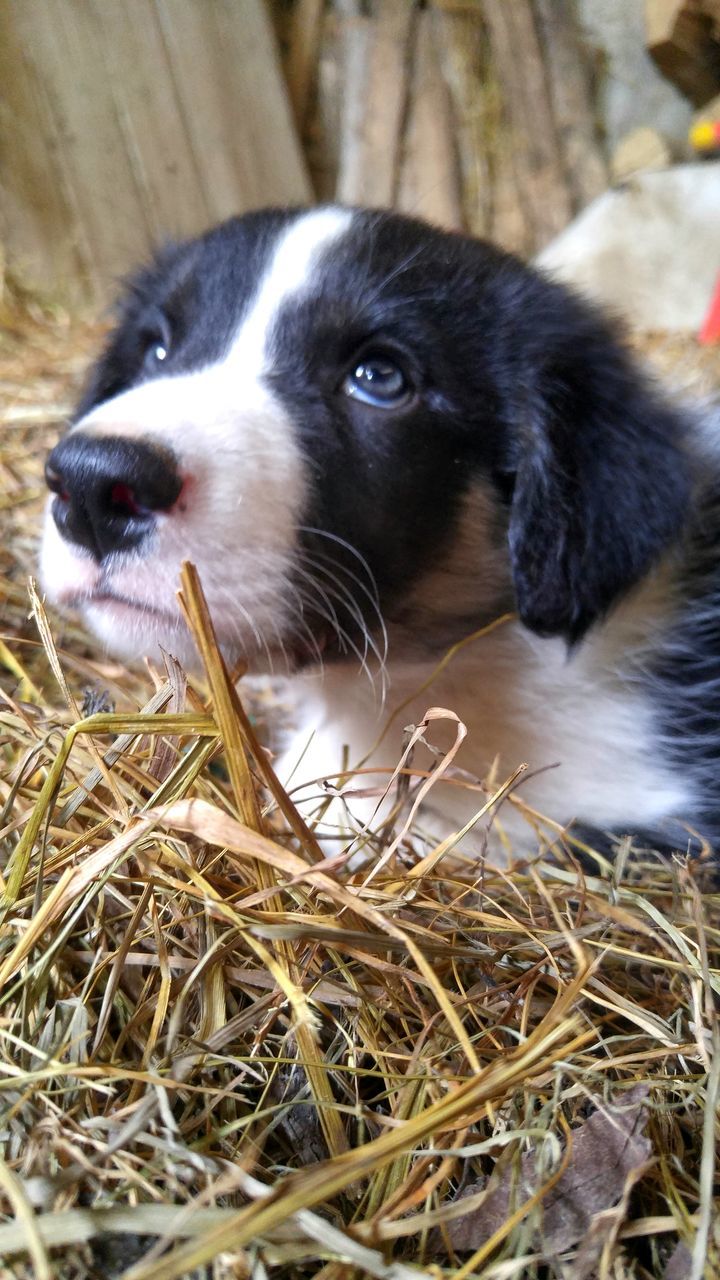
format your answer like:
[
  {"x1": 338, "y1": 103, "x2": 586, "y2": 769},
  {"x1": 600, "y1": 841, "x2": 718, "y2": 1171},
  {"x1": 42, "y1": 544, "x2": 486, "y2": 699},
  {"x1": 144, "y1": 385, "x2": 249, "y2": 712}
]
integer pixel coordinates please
[{"x1": 41, "y1": 206, "x2": 691, "y2": 671}]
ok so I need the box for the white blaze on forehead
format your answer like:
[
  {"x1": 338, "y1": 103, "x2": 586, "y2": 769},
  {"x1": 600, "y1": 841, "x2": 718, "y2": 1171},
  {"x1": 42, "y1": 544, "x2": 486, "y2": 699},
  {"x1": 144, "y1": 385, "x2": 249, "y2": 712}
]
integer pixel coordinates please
[{"x1": 226, "y1": 206, "x2": 354, "y2": 372}]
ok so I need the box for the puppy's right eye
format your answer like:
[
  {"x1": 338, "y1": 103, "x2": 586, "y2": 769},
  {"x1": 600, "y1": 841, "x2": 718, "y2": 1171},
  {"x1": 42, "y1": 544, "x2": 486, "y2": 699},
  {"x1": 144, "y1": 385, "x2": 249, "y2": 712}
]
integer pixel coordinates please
[
  {"x1": 141, "y1": 311, "x2": 172, "y2": 373},
  {"x1": 343, "y1": 354, "x2": 412, "y2": 408}
]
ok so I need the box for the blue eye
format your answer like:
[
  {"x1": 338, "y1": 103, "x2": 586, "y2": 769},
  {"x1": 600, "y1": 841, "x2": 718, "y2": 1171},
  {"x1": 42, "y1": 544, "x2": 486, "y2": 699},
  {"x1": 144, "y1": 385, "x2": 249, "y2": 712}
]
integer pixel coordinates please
[{"x1": 343, "y1": 356, "x2": 411, "y2": 408}]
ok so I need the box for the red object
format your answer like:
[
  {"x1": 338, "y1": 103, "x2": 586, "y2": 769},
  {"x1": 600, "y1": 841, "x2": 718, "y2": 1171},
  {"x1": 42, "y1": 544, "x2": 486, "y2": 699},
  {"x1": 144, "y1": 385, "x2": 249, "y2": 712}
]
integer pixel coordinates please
[{"x1": 699, "y1": 273, "x2": 720, "y2": 345}]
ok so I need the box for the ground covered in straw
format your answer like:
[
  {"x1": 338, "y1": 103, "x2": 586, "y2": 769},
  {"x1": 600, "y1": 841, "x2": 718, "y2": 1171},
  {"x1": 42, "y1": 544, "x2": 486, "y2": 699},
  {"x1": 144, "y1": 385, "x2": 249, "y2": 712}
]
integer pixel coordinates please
[{"x1": 0, "y1": 295, "x2": 718, "y2": 1280}]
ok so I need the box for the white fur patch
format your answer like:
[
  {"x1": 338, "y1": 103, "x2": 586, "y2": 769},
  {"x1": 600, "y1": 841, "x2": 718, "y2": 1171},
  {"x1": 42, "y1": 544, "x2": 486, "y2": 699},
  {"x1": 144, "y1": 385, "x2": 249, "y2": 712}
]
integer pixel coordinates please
[
  {"x1": 40, "y1": 208, "x2": 354, "y2": 670},
  {"x1": 283, "y1": 571, "x2": 693, "y2": 857},
  {"x1": 227, "y1": 206, "x2": 353, "y2": 373}
]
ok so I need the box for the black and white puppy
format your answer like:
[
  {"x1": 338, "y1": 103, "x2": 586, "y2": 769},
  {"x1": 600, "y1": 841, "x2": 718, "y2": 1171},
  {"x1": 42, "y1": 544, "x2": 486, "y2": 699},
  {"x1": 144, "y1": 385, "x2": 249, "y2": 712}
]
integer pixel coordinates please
[{"x1": 40, "y1": 207, "x2": 718, "y2": 858}]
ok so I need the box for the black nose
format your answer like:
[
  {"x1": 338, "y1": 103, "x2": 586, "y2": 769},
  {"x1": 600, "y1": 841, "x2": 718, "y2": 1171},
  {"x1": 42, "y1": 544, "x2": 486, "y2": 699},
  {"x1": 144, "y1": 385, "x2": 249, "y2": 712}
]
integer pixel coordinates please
[{"x1": 45, "y1": 433, "x2": 182, "y2": 561}]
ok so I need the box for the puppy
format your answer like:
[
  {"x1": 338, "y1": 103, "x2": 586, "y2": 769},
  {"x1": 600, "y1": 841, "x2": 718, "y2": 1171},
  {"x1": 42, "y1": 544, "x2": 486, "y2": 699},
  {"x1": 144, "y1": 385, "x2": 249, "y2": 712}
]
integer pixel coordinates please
[{"x1": 40, "y1": 206, "x2": 717, "y2": 859}]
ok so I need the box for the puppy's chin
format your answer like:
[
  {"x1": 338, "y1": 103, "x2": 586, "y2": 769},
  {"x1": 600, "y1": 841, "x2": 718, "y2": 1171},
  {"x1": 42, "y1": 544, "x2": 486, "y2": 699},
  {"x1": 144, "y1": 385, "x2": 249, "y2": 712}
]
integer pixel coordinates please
[
  {"x1": 79, "y1": 595, "x2": 329, "y2": 676},
  {"x1": 81, "y1": 596, "x2": 200, "y2": 669}
]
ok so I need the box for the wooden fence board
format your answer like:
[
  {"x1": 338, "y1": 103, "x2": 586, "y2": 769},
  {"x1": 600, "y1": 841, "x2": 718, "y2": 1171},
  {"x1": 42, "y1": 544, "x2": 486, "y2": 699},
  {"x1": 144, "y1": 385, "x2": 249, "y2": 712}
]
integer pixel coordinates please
[
  {"x1": 336, "y1": 0, "x2": 415, "y2": 209},
  {"x1": 88, "y1": 0, "x2": 213, "y2": 241},
  {"x1": 0, "y1": 0, "x2": 311, "y2": 302},
  {"x1": 0, "y1": 15, "x2": 86, "y2": 294},
  {"x1": 9, "y1": 0, "x2": 149, "y2": 294},
  {"x1": 397, "y1": 11, "x2": 463, "y2": 230},
  {"x1": 155, "y1": 0, "x2": 311, "y2": 220}
]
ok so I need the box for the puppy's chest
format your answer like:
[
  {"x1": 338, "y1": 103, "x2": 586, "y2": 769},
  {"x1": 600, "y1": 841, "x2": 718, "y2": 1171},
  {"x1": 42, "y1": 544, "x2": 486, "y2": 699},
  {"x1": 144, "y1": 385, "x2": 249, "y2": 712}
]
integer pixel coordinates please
[{"x1": 282, "y1": 623, "x2": 691, "y2": 850}]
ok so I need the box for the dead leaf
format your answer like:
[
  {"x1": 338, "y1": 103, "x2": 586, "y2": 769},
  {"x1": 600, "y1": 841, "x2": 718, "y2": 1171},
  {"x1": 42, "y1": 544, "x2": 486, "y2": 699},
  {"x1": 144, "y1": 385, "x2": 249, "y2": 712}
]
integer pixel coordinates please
[{"x1": 448, "y1": 1085, "x2": 652, "y2": 1257}]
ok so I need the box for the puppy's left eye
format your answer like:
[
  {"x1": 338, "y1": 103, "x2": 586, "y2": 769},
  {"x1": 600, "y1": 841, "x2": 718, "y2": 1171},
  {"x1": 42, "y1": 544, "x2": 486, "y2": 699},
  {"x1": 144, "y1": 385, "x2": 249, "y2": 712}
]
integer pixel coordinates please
[
  {"x1": 141, "y1": 310, "x2": 172, "y2": 372},
  {"x1": 343, "y1": 356, "x2": 411, "y2": 408}
]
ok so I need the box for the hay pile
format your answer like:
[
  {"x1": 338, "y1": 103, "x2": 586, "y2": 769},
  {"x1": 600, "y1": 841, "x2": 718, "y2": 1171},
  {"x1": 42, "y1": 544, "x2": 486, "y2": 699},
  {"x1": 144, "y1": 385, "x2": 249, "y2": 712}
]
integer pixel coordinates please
[{"x1": 0, "y1": 298, "x2": 718, "y2": 1280}]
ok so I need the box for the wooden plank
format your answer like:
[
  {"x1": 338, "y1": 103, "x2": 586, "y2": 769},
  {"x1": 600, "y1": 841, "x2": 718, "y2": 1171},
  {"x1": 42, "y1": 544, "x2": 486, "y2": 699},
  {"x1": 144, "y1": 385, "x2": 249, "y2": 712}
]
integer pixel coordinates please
[
  {"x1": 300, "y1": 5, "x2": 343, "y2": 202},
  {"x1": 431, "y1": 0, "x2": 575, "y2": 256},
  {"x1": 88, "y1": 0, "x2": 212, "y2": 243},
  {"x1": 7, "y1": 0, "x2": 152, "y2": 292},
  {"x1": 481, "y1": 0, "x2": 573, "y2": 252},
  {"x1": 430, "y1": 3, "x2": 496, "y2": 242},
  {"x1": 276, "y1": 0, "x2": 340, "y2": 200},
  {"x1": 533, "y1": 0, "x2": 608, "y2": 212},
  {"x1": 336, "y1": 0, "x2": 416, "y2": 209},
  {"x1": 1, "y1": 0, "x2": 310, "y2": 302},
  {"x1": 335, "y1": 2, "x2": 373, "y2": 206},
  {"x1": 0, "y1": 11, "x2": 90, "y2": 298},
  {"x1": 154, "y1": 0, "x2": 311, "y2": 221},
  {"x1": 284, "y1": 0, "x2": 325, "y2": 132},
  {"x1": 397, "y1": 11, "x2": 463, "y2": 230}
]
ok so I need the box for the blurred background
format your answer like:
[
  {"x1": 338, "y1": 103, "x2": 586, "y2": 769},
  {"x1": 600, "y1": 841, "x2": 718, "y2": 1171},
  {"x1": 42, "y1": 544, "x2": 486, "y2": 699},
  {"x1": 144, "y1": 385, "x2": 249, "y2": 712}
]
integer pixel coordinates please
[{"x1": 1, "y1": 0, "x2": 720, "y2": 310}]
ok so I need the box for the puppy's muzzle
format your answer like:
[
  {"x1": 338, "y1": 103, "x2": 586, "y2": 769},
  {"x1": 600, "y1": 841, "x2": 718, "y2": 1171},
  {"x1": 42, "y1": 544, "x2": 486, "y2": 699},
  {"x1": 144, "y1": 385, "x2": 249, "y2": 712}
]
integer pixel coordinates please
[{"x1": 45, "y1": 434, "x2": 182, "y2": 561}]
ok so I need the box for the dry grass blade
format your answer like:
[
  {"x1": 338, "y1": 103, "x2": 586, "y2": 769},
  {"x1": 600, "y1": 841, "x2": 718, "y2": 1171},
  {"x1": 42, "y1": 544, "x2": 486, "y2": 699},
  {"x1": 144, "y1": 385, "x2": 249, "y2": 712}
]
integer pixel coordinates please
[
  {"x1": 177, "y1": 560, "x2": 262, "y2": 832},
  {"x1": 0, "y1": 1162, "x2": 51, "y2": 1279},
  {"x1": 178, "y1": 560, "x2": 350, "y2": 1161},
  {"x1": 1, "y1": 711, "x2": 216, "y2": 910}
]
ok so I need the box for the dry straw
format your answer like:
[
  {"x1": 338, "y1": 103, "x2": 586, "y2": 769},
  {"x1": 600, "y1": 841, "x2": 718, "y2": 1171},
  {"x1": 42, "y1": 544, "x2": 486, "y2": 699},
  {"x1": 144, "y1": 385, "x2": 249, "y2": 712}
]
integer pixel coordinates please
[{"x1": 0, "y1": 301, "x2": 718, "y2": 1278}]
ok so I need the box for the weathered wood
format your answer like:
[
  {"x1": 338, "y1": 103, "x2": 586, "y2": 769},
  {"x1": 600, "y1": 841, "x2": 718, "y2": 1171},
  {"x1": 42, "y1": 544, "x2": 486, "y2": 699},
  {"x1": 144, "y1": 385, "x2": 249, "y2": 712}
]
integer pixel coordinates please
[
  {"x1": 8, "y1": 0, "x2": 155, "y2": 294},
  {"x1": 397, "y1": 11, "x2": 463, "y2": 230},
  {"x1": 0, "y1": 0, "x2": 311, "y2": 302},
  {"x1": 2, "y1": 0, "x2": 611, "y2": 300},
  {"x1": 645, "y1": 0, "x2": 720, "y2": 105},
  {"x1": 336, "y1": 0, "x2": 416, "y2": 209},
  {"x1": 335, "y1": 2, "x2": 372, "y2": 206},
  {"x1": 153, "y1": 0, "x2": 311, "y2": 219},
  {"x1": 309, "y1": 7, "x2": 344, "y2": 201},
  {"x1": 432, "y1": 1, "x2": 576, "y2": 256},
  {"x1": 533, "y1": 0, "x2": 608, "y2": 211},
  {"x1": 0, "y1": 12, "x2": 91, "y2": 296},
  {"x1": 89, "y1": 0, "x2": 213, "y2": 238},
  {"x1": 430, "y1": 4, "x2": 496, "y2": 241},
  {"x1": 284, "y1": 0, "x2": 325, "y2": 132},
  {"x1": 482, "y1": 0, "x2": 573, "y2": 251}
]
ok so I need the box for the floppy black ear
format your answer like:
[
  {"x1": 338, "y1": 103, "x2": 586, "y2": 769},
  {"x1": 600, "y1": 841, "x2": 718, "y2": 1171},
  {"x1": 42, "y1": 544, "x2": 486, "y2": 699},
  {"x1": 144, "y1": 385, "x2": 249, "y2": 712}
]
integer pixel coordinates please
[{"x1": 506, "y1": 313, "x2": 691, "y2": 642}]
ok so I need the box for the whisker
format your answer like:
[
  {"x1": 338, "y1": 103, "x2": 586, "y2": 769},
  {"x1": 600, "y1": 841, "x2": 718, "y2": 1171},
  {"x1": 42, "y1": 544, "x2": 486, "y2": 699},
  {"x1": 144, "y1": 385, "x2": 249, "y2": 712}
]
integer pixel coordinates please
[
  {"x1": 297, "y1": 526, "x2": 381, "y2": 605},
  {"x1": 295, "y1": 568, "x2": 377, "y2": 690},
  {"x1": 301, "y1": 547, "x2": 389, "y2": 664},
  {"x1": 292, "y1": 563, "x2": 386, "y2": 700},
  {"x1": 300, "y1": 552, "x2": 387, "y2": 673},
  {"x1": 297, "y1": 525, "x2": 389, "y2": 700},
  {"x1": 284, "y1": 586, "x2": 327, "y2": 674},
  {"x1": 352, "y1": 235, "x2": 429, "y2": 318}
]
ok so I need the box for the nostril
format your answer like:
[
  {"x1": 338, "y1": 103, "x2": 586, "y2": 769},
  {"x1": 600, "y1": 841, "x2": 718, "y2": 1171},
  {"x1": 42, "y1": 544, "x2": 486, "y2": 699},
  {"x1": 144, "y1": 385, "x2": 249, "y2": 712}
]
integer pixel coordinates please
[
  {"x1": 45, "y1": 433, "x2": 182, "y2": 560},
  {"x1": 45, "y1": 461, "x2": 70, "y2": 502},
  {"x1": 109, "y1": 481, "x2": 151, "y2": 518}
]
